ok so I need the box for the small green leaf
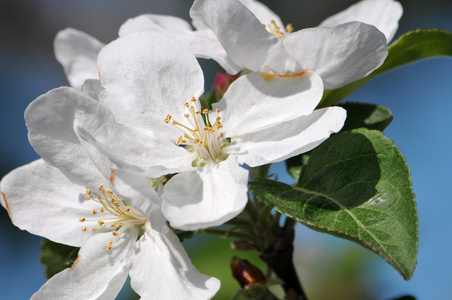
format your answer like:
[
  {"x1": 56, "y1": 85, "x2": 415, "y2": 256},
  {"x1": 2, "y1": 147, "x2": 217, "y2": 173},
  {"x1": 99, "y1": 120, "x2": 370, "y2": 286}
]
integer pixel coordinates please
[
  {"x1": 319, "y1": 29, "x2": 452, "y2": 107},
  {"x1": 175, "y1": 230, "x2": 196, "y2": 242},
  {"x1": 250, "y1": 129, "x2": 418, "y2": 279},
  {"x1": 39, "y1": 239, "x2": 79, "y2": 279},
  {"x1": 339, "y1": 102, "x2": 393, "y2": 132}
]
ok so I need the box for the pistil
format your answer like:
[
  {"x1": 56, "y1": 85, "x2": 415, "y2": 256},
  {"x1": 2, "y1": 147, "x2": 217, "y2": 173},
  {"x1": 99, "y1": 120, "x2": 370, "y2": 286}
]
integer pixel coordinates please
[{"x1": 165, "y1": 97, "x2": 230, "y2": 166}]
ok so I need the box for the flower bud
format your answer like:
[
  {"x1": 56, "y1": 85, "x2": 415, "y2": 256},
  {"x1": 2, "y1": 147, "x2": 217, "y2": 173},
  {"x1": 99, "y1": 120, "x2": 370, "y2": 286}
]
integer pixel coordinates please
[
  {"x1": 213, "y1": 72, "x2": 239, "y2": 100},
  {"x1": 231, "y1": 256, "x2": 266, "y2": 289}
]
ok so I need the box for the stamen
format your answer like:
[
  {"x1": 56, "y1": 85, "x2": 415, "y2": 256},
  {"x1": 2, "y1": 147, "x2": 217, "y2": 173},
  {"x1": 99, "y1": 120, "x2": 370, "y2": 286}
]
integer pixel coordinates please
[
  {"x1": 164, "y1": 97, "x2": 230, "y2": 163},
  {"x1": 286, "y1": 23, "x2": 293, "y2": 34},
  {"x1": 92, "y1": 209, "x2": 97, "y2": 215},
  {"x1": 106, "y1": 240, "x2": 113, "y2": 251},
  {"x1": 81, "y1": 227, "x2": 87, "y2": 232},
  {"x1": 79, "y1": 217, "x2": 86, "y2": 222},
  {"x1": 164, "y1": 115, "x2": 172, "y2": 123}
]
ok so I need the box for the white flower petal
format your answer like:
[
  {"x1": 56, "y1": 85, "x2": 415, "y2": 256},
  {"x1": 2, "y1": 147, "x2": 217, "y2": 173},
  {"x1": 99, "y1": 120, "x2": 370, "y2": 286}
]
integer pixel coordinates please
[
  {"x1": 76, "y1": 124, "x2": 196, "y2": 178},
  {"x1": 81, "y1": 79, "x2": 103, "y2": 101},
  {"x1": 0, "y1": 160, "x2": 99, "y2": 247},
  {"x1": 130, "y1": 224, "x2": 220, "y2": 299},
  {"x1": 162, "y1": 156, "x2": 249, "y2": 230},
  {"x1": 231, "y1": 107, "x2": 346, "y2": 167},
  {"x1": 120, "y1": 14, "x2": 241, "y2": 74},
  {"x1": 239, "y1": 0, "x2": 285, "y2": 31},
  {"x1": 283, "y1": 22, "x2": 388, "y2": 89},
  {"x1": 179, "y1": 29, "x2": 243, "y2": 74},
  {"x1": 54, "y1": 28, "x2": 104, "y2": 89},
  {"x1": 190, "y1": 0, "x2": 286, "y2": 73},
  {"x1": 112, "y1": 170, "x2": 167, "y2": 231},
  {"x1": 32, "y1": 231, "x2": 136, "y2": 300},
  {"x1": 319, "y1": 0, "x2": 403, "y2": 43},
  {"x1": 97, "y1": 31, "x2": 204, "y2": 124},
  {"x1": 215, "y1": 71, "x2": 323, "y2": 137},
  {"x1": 25, "y1": 87, "x2": 115, "y2": 187},
  {"x1": 119, "y1": 14, "x2": 194, "y2": 36}
]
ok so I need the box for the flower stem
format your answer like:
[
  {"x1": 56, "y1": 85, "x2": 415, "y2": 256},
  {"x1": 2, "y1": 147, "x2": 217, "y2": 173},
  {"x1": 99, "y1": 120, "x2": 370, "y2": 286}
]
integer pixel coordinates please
[
  {"x1": 196, "y1": 228, "x2": 260, "y2": 243},
  {"x1": 260, "y1": 217, "x2": 308, "y2": 300}
]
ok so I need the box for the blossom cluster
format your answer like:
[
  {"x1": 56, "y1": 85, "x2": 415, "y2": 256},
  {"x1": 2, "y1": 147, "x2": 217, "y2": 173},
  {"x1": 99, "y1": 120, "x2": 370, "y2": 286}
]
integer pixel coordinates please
[{"x1": 1, "y1": 0, "x2": 402, "y2": 298}]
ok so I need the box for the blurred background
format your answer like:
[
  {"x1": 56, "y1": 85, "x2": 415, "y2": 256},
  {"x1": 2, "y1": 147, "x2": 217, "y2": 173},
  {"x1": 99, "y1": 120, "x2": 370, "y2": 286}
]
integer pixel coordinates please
[{"x1": 0, "y1": 0, "x2": 451, "y2": 299}]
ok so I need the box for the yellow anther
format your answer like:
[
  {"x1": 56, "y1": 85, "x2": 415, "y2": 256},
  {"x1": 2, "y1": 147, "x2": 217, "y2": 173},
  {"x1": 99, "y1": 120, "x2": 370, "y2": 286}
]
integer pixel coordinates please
[
  {"x1": 112, "y1": 231, "x2": 118, "y2": 236},
  {"x1": 126, "y1": 206, "x2": 131, "y2": 212},
  {"x1": 286, "y1": 23, "x2": 293, "y2": 34},
  {"x1": 210, "y1": 128, "x2": 216, "y2": 133},
  {"x1": 100, "y1": 207, "x2": 105, "y2": 213},
  {"x1": 99, "y1": 185, "x2": 104, "y2": 191},
  {"x1": 196, "y1": 110, "x2": 201, "y2": 114},
  {"x1": 184, "y1": 114, "x2": 190, "y2": 118},
  {"x1": 119, "y1": 211, "x2": 124, "y2": 215},
  {"x1": 106, "y1": 240, "x2": 113, "y2": 251},
  {"x1": 202, "y1": 109, "x2": 209, "y2": 114},
  {"x1": 194, "y1": 138, "x2": 201, "y2": 146},
  {"x1": 191, "y1": 97, "x2": 197, "y2": 102},
  {"x1": 216, "y1": 108, "x2": 221, "y2": 113},
  {"x1": 79, "y1": 217, "x2": 86, "y2": 222},
  {"x1": 164, "y1": 114, "x2": 172, "y2": 123},
  {"x1": 219, "y1": 132, "x2": 224, "y2": 137},
  {"x1": 81, "y1": 227, "x2": 87, "y2": 232},
  {"x1": 86, "y1": 189, "x2": 92, "y2": 195},
  {"x1": 106, "y1": 189, "x2": 113, "y2": 196},
  {"x1": 85, "y1": 195, "x2": 91, "y2": 200},
  {"x1": 184, "y1": 102, "x2": 189, "y2": 107},
  {"x1": 112, "y1": 199, "x2": 119, "y2": 205},
  {"x1": 98, "y1": 220, "x2": 104, "y2": 226},
  {"x1": 92, "y1": 209, "x2": 97, "y2": 215}
]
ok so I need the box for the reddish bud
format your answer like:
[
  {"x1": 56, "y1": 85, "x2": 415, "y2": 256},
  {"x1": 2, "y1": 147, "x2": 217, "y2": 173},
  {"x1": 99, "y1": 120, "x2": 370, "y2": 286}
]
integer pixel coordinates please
[
  {"x1": 213, "y1": 72, "x2": 239, "y2": 100},
  {"x1": 231, "y1": 256, "x2": 266, "y2": 289}
]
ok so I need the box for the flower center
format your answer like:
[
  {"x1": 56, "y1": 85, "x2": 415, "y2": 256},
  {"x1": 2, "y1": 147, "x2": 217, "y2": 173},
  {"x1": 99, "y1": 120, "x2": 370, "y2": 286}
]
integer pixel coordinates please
[
  {"x1": 263, "y1": 20, "x2": 293, "y2": 39},
  {"x1": 164, "y1": 97, "x2": 229, "y2": 167},
  {"x1": 79, "y1": 185, "x2": 147, "y2": 251}
]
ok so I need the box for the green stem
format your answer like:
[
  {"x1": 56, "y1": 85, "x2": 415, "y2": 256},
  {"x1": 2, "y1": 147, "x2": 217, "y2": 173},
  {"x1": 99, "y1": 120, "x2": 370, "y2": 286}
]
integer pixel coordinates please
[{"x1": 196, "y1": 228, "x2": 260, "y2": 243}]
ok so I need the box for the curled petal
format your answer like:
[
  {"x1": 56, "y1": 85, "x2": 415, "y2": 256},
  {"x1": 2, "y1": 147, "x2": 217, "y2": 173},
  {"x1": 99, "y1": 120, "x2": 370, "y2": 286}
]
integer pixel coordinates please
[
  {"x1": 190, "y1": 0, "x2": 286, "y2": 73},
  {"x1": 25, "y1": 87, "x2": 115, "y2": 187},
  {"x1": 54, "y1": 28, "x2": 104, "y2": 89},
  {"x1": 230, "y1": 107, "x2": 347, "y2": 167},
  {"x1": 215, "y1": 71, "x2": 323, "y2": 137}
]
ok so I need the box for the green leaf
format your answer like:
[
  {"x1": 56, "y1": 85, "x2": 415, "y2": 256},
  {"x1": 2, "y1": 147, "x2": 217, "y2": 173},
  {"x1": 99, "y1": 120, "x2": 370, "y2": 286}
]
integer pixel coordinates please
[
  {"x1": 286, "y1": 102, "x2": 393, "y2": 181},
  {"x1": 176, "y1": 230, "x2": 196, "y2": 242},
  {"x1": 250, "y1": 129, "x2": 418, "y2": 279},
  {"x1": 39, "y1": 239, "x2": 79, "y2": 279},
  {"x1": 319, "y1": 29, "x2": 452, "y2": 107},
  {"x1": 339, "y1": 102, "x2": 393, "y2": 132}
]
